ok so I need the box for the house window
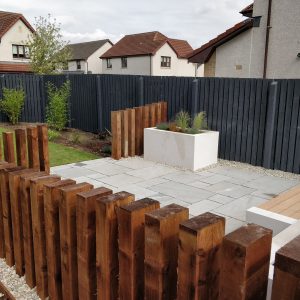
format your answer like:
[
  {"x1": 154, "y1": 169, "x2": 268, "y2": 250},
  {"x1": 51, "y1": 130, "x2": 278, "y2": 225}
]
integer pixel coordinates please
[
  {"x1": 161, "y1": 56, "x2": 171, "y2": 68},
  {"x1": 12, "y1": 45, "x2": 30, "y2": 59},
  {"x1": 76, "y1": 60, "x2": 81, "y2": 70},
  {"x1": 121, "y1": 57, "x2": 127, "y2": 68},
  {"x1": 107, "y1": 58, "x2": 112, "y2": 69}
]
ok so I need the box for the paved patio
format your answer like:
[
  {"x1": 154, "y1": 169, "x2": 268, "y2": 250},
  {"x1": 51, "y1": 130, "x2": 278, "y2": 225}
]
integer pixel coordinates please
[{"x1": 51, "y1": 157, "x2": 300, "y2": 234}]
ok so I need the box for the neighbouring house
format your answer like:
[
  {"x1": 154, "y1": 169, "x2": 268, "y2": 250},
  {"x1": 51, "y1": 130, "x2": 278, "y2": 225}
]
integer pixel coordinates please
[
  {"x1": 189, "y1": 0, "x2": 300, "y2": 79},
  {"x1": 65, "y1": 40, "x2": 113, "y2": 74},
  {"x1": 101, "y1": 31, "x2": 203, "y2": 77},
  {"x1": 0, "y1": 11, "x2": 34, "y2": 73}
]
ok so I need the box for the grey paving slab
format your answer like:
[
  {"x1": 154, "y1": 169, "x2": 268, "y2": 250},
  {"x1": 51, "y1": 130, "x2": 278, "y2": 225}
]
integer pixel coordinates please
[
  {"x1": 198, "y1": 174, "x2": 232, "y2": 184},
  {"x1": 242, "y1": 176, "x2": 299, "y2": 194},
  {"x1": 126, "y1": 165, "x2": 178, "y2": 180},
  {"x1": 74, "y1": 176, "x2": 117, "y2": 192},
  {"x1": 84, "y1": 162, "x2": 132, "y2": 175},
  {"x1": 162, "y1": 172, "x2": 207, "y2": 184},
  {"x1": 213, "y1": 194, "x2": 266, "y2": 221},
  {"x1": 53, "y1": 166, "x2": 97, "y2": 178},
  {"x1": 188, "y1": 200, "x2": 222, "y2": 216},
  {"x1": 204, "y1": 181, "x2": 256, "y2": 198},
  {"x1": 208, "y1": 194, "x2": 235, "y2": 204},
  {"x1": 187, "y1": 181, "x2": 211, "y2": 189},
  {"x1": 100, "y1": 174, "x2": 144, "y2": 187},
  {"x1": 137, "y1": 177, "x2": 170, "y2": 188},
  {"x1": 113, "y1": 158, "x2": 157, "y2": 169},
  {"x1": 115, "y1": 184, "x2": 159, "y2": 200},
  {"x1": 150, "y1": 181, "x2": 214, "y2": 204}
]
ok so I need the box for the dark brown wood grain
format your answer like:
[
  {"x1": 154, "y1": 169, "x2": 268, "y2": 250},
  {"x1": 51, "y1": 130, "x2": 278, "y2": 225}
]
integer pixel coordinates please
[
  {"x1": 144, "y1": 204, "x2": 189, "y2": 300},
  {"x1": 27, "y1": 127, "x2": 40, "y2": 170},
  {"x1": 37, "y1": 124, "x2": 50, "y2": 173},
  {"x1": 177, "y1": 213, "x2": 225, "y2": 300},
  {"x1": 15, "y1": 128, "x2": 28, "y2": 168},
  {"x1": 111, "y1": 111, "x2": 122, "y2": 160},
  {"x1": 59, "y1": 183, "x2": 93, "y2": 300},
  {"x1": 77, "y1": 187, "x2": 112, "y2": 300},
  {"x1": 127, "y1": 108, "x2": 135, "y2": 157},
  {"x1": 96, "y1": 192, "x2": 135, "y2": 300},
  {"x1": 121, "y1": 110, "x2": 129, "y2": 158},
  {"x1": 118, "y1": 198, "x2": 160, "y2": 300},
  {"x1": 2, "y1": 132, "x2": 15, "y2": 163}
]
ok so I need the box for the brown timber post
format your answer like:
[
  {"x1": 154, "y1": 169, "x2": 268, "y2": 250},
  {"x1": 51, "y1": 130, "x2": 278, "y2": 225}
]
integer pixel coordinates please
[
  {"x1": 177, "y1": 212, "x2": 225, "y2": 300},
  {"x1": 111, "y1": 111, "x2": 122, "y2": 160},
  {"x1": 15, "y1": 128, "x2": 28, "y2": 167},
  {"x1": 95, "y1": 192, "x2": 134, "y2": 300},
  {"x1": 2, "y1": 132, "x2": 15, "y2": 163},
  {"x1": 27, "y1": 126, "x2": 40, "y2": 170},
  {"x1": 76, "y1": 187, "x2": 112, "y2": 300},
  {"x1": 30, "y1": 175, "x2": 61, "y2": 299},
  {"x1": 44, "y1": 179, "x2": 76, "y2": 300},
  {"x1": 121, "y1": 110, "x2": 129, "y2": 158},
  {"x1": 219, "y1": 224, "x2": 272, "y2": 300},
  {"x1": 127, "y1": 108, "x2": 135, "y2": 157},
  {"x1": 144, "y1": 204, "x2": 189, "y2": 300},
  {"x1": 271, "y1": 235, "x2": 300, "y2": 300},
  {"x1": 118, "y1": 198, "x2": 160, "y2": 300},
  {"x1": 149, "y1": 103, "x2": 156, "y2": 127},
  {"x1": 37, "y1": 124, "x2": 50, "y2": 173},
  {"x1": 59, "y1": 183, "x2": 93, "y2": 300},
  {"x1": 134, "y1": 107, "x2": 143, "y2": 156}
]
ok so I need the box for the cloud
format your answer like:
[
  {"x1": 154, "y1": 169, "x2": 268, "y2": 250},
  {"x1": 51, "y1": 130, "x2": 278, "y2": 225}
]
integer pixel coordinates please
[{"x1": 0, "y1": 0, "x2": 251, "y2": 48}]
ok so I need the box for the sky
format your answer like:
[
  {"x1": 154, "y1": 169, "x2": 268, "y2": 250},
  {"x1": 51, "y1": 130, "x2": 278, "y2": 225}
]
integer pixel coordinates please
[{"x1": 1, "y1": 0, "x2": 251, "y2": 49}]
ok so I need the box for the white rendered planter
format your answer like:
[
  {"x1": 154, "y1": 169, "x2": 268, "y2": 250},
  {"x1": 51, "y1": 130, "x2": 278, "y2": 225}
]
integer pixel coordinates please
[{"x1": 144, "y1": 128, "x2": 219, "y2": 171}]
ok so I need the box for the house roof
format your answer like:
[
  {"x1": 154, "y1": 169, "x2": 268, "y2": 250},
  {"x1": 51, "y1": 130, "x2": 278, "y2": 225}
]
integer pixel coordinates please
[
  {"x1": 0, "y1": 62, "x2": 31, "y2": 73},
  {"x1": 240, "y1": 3, "x2": 254, "y2": 17},
  {"x1": 188, "y1": 18, "x2": 254, "y2": 64},
  {"x1": 101, "y1": 31, "x2": 193, "y2": 59},
  {"x1": 0, "y1": 11, "x2": 34, "y2": 38},
  {"x1": 68, "y1": 39, "x2": 113, "y2": 60}
]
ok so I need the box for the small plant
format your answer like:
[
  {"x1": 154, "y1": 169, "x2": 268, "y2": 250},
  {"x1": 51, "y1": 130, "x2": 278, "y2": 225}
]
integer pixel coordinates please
[
  {"x1": 0, "y1": 88, "x2": 25, "y2": 124},
  {"x1": 175, "y1": 110, "x2": 190, "y2": 133},
  {"x1": 46, "y1": 80, "x2": 70, "y2": 131},
  {"x1": 192, "y1": 112, "x2": 207, "y2": 132},
  {"x1": 48, "y1": 129, "x2": 60, "y2": 141},
  {"x1": 70, "y1": 132, "x2": 81, "y2": 144},
  {"x1": 156, "y1": 110, "x2": 207, "y2": 134}
]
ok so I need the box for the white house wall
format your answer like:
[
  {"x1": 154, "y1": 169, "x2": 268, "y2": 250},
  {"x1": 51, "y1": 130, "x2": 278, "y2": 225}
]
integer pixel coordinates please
[
  {"x1": 0, "y1": 19, "x2": 32, "y2": 63},
  {"x1": 102, "y1": 55, "x2": 151, "y2": 75},
  {"x1": 152, "y1": 43, "x2": 198, "y2": 77},
  {"x1": 87, "y1": 41, "x2": 112, "y2": 74}
]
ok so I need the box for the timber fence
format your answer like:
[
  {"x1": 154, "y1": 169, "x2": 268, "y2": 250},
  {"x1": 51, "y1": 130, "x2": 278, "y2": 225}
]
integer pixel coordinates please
[{"x1": 0, "y1": 126, "x2": 299, "y2": 299}]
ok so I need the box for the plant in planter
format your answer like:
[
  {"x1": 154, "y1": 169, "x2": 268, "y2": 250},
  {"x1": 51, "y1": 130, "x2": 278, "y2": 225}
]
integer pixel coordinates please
[{"x1": 144, "y1": 110, "x2": 219, "y2": 171}]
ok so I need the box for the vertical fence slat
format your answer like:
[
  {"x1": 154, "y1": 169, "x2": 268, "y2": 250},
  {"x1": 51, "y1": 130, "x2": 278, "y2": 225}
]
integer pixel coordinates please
[
  {"x1": 144, "y1": 204, "x2": 189, "y2": 300},
  {"x1": 111, "y1": 111, "x2": 122, "y2": 160},
  {"x1": 77, "y1": 187, "x2": 112, "y2": 300},
  {"x1": 20, "y1": 171, "x2": 47, "y2": 288},
  {"x1": 177, "y1": 213, "x2": 225, "y2": 300},
  {"x1": 59, "y1": 183, "x2": 93, "y2": 300},
  {"x1": 44, "y1": 179, "x2": 76, "y2": 300},
  {"x1": 15, "y1": 129, "x2": 28, "y2": 168},
  {"x1": 3, "y1": 132, "x2": 15, "y2": 163},
  {"x1": 118, "y1": 198, "x2": 160, "y2": 300},
  {"x1": 30, "y1": 175, "x2": 61, "y2": 299},
  {"x1": 27, "y1": 127, "x2": 40, "y2": 170},
  {"x1": 96, "y1": 192, "x2": 134, "y2": 300},
  {"x1": 219, "y1": 224, "x2": 272, "y2": 300},
  {"x1": 37, "y1": 124, "x2": 50, "y2": 174},
  {"x1": 271, "y1": 235, "x2": 300, "y2": 300}
]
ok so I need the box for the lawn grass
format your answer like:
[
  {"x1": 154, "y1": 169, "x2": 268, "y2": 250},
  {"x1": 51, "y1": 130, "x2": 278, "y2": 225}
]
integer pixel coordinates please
[{"x1": 0, "y1": 127, "x2": 100, "y2": 167}]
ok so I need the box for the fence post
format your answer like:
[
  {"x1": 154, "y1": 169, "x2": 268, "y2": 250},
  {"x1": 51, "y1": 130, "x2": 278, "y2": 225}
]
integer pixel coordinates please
[
  {"x1": 3, "y1": 132, "x2": 15, "y2": 163},
  {"x1": 37, "y1": 124, "x2": 50, "y2": 174},
  {"x1": 111, "y1": 111, "x2": 122, "y2": 160},
  {"x1": 144, "y1": 204, "x2": 189, "y2": 300},
  {"x1": 39, "y1": 76, "x2": 46, "y2": 122},
  {"x1": 30, "y1": 175, "x2": 61, "y2": 299},
  {"x1": 219, "y1": 224, "x2": 272, "y2": 300},
  {"x1": 263, "y1": 81, "x2": 278, "y2": 169},
  {"x1": 118, "y1": 198, "x2": 160, "y2": 300},
  {"x1": 126, "y1": 108, "x2": 135, "y2": 157},
  {"x1": 59, "y1": 183, "x2": 93, "y2": 300},
  {"x1": 15, "y1": 129, "x2": 28, "y2": 167},
  {"x1": 177, "y1": 212, "x2": 225, "y2": 300},
  {"x1": 20, "y1": 171, "x2": 48, "y2": 288},
  {"x1": 76, "y1": 187, "x2": 112, "y2": 300},
  {"x1": 191, "y1": 79, "x2": 199, "y2": 118},
  {"x1": 271, "y1": 235, "x2": 300, "y2": 300},
  {"x1": 95, "y1": 192, "x2": 134, "y2": 300},
  {"x1": 96, "y1": 75, "x2": 103, "y2": 132},
  {"x1": 44, "y1": 179, "x2": 76, "y2": 300},
  {"x1": 66, "y1": 74, "x2": 72, "y2": 128},
  {"x1": 121, "y1": 110, "x2": 129, "y2": 158},
  {"x1": 27, "y1": 126, "x2": 40, "y2": 170},
  {"x1": 138, "y1": 76, "x2": 144, "y2": 106}
]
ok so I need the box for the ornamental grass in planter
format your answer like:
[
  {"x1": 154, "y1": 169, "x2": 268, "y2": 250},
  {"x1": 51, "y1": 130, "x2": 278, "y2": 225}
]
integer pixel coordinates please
[{"x1": 144, "y1": 111, "x2": 219, "y2": 171}]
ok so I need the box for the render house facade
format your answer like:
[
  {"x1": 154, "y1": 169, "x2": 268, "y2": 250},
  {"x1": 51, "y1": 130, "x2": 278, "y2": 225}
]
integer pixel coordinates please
[
  {"x1": 101, "y1": 31, "x2": 203, "y2": 77},
  {"x1": 189, "y1": 0, "x2": 300, "y2": 79},
  {"x1": 0, "y1": 11, "x2": 34, "y2": 73},
  {"x1": 66, "y1": 40, "x2": 113, "y2": 74}
]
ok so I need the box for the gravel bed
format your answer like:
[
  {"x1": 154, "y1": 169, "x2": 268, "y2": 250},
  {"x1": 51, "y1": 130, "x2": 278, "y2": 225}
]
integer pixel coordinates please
[{"x1": 0, "y1": 259, "x2": 39, "y2": 300}]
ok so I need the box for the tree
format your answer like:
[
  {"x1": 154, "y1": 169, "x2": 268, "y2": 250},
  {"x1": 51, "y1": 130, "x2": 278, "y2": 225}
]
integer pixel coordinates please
[{"x1": 27, "y1": 15, "x2": 71, "y2": 74}]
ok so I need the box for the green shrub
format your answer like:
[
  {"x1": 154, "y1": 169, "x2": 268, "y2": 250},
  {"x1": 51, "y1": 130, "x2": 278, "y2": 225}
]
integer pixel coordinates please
[
  {"x1": 48, "y1": 129, "x2": 60, "y2": 141},
  {"x1": 46, "y1": 80, "x2": 70, "y2": 131},
  {"x1": 175, "y1": 110, "x2": 190, "y2": 132},
  {"x1": 192, "y1": 112, "x2": 207, "y2": 132},
  {"x1": 0, "y1": 88, "x2": 25, "y2": 124},
  {"x1": 156, "y1": 122, "x2": 170, "y2": 130}
]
